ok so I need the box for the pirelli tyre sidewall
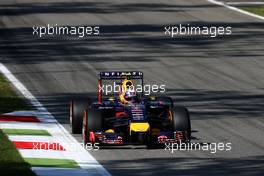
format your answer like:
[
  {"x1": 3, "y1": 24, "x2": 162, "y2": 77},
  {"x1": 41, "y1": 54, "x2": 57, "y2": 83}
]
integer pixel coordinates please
[
  {"x1": 70, "y1": 99, "x2": 89, "y2": 134},
  {"x1": 172, "y1": 106, "x2": 191, "y2": 141},
  {"x1": 83, "y1": 106, "x2": 103, "y2": 144}
]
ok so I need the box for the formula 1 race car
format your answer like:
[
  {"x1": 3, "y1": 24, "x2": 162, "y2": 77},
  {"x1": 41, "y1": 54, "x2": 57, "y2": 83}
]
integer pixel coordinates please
[{"x1": 70, "y1": 71, "x2": 191, "y2": 146}]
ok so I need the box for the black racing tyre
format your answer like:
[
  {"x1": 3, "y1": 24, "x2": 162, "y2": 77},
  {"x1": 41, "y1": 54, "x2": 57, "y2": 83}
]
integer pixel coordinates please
[
  {"x1": 83, "y1": 106, "x2": 103, "y2": 144},
  {"x1": 172, "y1": 106, "x2": 191, "y2": 140},
  {"x1": 70, "y1": 99, "x2": 89, "y2": 134}
]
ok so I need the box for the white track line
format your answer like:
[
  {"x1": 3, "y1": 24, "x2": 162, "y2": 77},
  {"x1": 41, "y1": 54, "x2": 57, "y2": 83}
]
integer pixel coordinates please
[
  {"x1": 8, "y1": 135, "x2": 53, "y2": 142},
  {"x1": 208, "y1": 0, "x2": 264, "y2": 20},
  {"x1": 0, "y1": 121, "x2": 57, "y2": 131},
  {"x1": 226, "y1": 2, "x2": 264, "y2": 5},
  {"x1": 0, "y1": 63, "x2": 111, "y2": 176},
  {"x1": 19, "y1": 149, "x2": 75, "y2": 160}
]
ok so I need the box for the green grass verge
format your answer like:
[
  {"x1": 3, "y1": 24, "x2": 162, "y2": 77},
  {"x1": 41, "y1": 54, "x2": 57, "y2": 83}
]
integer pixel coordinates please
[
  {"x1": 0, "y1": 130, "x2": 37, "y2": 176},
  {"x1": 24, "y1": 158, "x2": 79, "y2": 168},
  {"x1": 241, "y1": 6, "x2": 264, "y2": 16},
  {"x1": 0, "y1": 74, "x2": 30, "y2": 114},
  {"x1": 0, "y1": 74, "x2": 36, "y2": 176},
  {"x1": 2, "y1": 129, "x2": 51, "y2": 136}
]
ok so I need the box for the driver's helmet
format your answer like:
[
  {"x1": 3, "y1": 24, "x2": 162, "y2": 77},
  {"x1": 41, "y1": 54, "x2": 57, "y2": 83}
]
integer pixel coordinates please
[
  {"x1": 124, "y1": 89, "x2": 136, "y2": 102},
  {"x1": 119, "y1": 79, "x2": 137, "y2": 104}
]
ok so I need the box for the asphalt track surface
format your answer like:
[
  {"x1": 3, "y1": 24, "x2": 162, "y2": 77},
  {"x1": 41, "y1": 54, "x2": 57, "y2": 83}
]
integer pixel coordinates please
[{"x1": 1, "y1": 0, "x2": 264, "y2": 175}]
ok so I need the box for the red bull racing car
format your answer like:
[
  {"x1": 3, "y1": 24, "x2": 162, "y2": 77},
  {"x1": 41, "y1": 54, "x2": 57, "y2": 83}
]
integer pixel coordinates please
[{"x1": 70, "y1": 71, "x2": 191, "y2": 146}]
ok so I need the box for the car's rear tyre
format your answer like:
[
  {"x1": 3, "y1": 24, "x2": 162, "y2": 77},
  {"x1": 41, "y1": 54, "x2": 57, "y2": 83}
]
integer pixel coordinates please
[
  {"x1": 83, "y1": 106, "x2": 103, "y2": 144},
  {"x1": 70, "y1": 99, "x2": 89, "y2": 134},
  {"x1": 173, "y1": 106, "x2": 191, "y2": 141}
]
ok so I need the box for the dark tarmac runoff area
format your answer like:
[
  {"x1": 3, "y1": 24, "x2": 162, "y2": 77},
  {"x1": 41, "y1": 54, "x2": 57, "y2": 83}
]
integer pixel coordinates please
[{"x1": 0, "y1": 0, "x2": 264, "y2": 175}]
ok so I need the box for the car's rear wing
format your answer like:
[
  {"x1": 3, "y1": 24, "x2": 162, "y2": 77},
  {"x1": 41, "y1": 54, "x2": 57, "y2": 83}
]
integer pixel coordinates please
[{"x1": 99, "y1": 71, "x2": 143, "y2": 79}]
